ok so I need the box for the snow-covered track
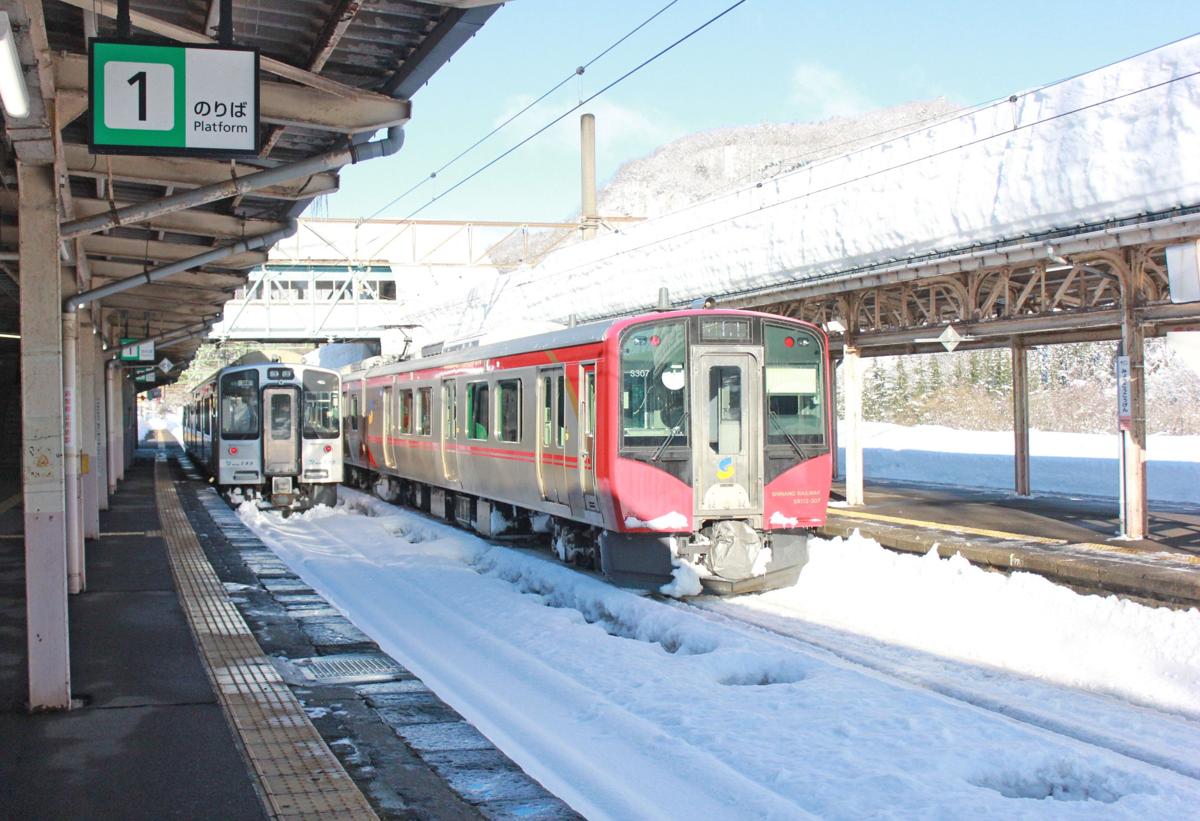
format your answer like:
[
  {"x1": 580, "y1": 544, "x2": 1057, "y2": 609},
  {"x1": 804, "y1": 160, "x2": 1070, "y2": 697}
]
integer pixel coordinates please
[
  {"x1": 235, "y1": 488, "x2": 1200, "y2": 818},
  {"x1": 676, "y1": 597, "x2": 1200, "y2": 783}
]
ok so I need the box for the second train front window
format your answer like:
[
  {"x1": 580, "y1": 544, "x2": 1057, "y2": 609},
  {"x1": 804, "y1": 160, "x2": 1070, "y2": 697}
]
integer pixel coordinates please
[{"x1": 620, "y1": 321, "x2": 688, "y2": 448}]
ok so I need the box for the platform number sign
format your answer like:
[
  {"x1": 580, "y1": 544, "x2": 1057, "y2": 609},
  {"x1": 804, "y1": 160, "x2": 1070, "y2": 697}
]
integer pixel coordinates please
[{"x1": 89, "y1": 40, "x2": 259, "y2": 158}]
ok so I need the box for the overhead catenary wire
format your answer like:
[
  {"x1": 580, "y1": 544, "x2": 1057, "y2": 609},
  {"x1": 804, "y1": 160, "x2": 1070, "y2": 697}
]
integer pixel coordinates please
[
  {"x1": 367, "y1": 0, "x2": 750, "y2": 227},
  {"x1": 360, "y1": 0, "x2": 685, "y2": 223}
]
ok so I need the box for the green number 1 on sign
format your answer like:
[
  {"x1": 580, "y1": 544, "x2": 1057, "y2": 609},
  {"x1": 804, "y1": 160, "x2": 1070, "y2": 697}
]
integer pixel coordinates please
[{"x1": 128, "y1": 70, "x2": 147, "y2": 121}]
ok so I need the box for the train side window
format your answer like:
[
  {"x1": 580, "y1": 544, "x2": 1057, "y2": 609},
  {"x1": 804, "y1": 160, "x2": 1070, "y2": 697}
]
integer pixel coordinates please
[
  {"x1": 350, "y1": 393, "x2": 359, "y2": 431},
  {"x1": 416, "y1": 387, "x2": 432, "y2": 436},
  {"x1": 541, "y1": 377, "x2": 553, "y2": 446},
  {"x1": 585, "y1": 370, "x2": 596, "y2": 435},
  {"x1": 443, "y1": 382, "x2": 457, "y2": 436},
  {"x1": 399, "y1": 389, "x2": 413, "y2": 434},
  {"x1": 497, "y1": 379, "x2": 521, "y2": 443},
  {"x1": 555, "y1": 375, "x2": 566, "y2": 447},
  {"x1": 466, "y1": 382, "x2": 489, "y2": 440}
]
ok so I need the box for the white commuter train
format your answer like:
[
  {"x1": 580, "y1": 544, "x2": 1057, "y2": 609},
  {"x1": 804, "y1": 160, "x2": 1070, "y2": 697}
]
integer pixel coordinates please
[{"x1": 182, "y1": 359, "x2": 343, "y2": 510}]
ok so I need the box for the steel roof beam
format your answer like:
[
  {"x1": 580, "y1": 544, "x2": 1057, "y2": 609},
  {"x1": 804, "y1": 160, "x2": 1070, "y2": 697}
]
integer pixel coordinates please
[
  {"x1": 55, "y1": 0, "x2": 402, "y2": 101},
  {"x1": 62, "y1": 144, "x2": 339, "y2": 200},
  {"x1": 60, "y1": 127, "x2": 402, "y2": 241},
  {"x1": 87, "y1": 261, "x2": 248, "y2": 289},
  {"x1": 78, "y1": 235, "x2": 268, "y2": 269},
  {"x1": 66, "y1": 221, "x2": 298, "y2": 311},
  {"x1": 70, "y1": 198, "x2": 287, "y2": 239},
  {"x1": 259, "y1": 0, "x2": 366, "y2": 159}
]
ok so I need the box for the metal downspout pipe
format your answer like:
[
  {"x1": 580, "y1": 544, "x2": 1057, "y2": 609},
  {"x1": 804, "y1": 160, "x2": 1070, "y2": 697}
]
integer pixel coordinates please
[
  {"x1": 59, "y1": 127, "x2": 405, "y2": 241},
  {"x1": 66, "y1": 221, "x2": 298, "y2": 312},
  {"x1": 62, "y1": 312, "x2": 83, "y2": 594}
]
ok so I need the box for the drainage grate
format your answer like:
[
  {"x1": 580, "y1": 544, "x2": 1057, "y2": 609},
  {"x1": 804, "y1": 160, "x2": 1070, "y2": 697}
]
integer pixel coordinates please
[{"x1": 291, "y1": 653, "x2": 408, "y2": 685}]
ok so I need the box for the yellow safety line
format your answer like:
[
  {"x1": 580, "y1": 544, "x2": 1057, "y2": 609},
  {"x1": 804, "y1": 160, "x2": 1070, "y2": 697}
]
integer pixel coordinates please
[
  {"x1": 0, "y1": 493, "x2": 21, "y2": 514},
  {"x1": 828, "y1": 508, "x2": 1200, "y2": 565},
  {"x1": 154, "y1": 452, "x2": 377, "y2": 821},
  {"x1": 827, "y1": 508, "x2": 1067, "y2": 544}
]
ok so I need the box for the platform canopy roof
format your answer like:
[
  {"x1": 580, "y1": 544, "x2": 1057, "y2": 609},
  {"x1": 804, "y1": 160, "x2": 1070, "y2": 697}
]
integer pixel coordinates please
[{"x1": 0, "y1": 0, "x2": 505, "y2": 379}]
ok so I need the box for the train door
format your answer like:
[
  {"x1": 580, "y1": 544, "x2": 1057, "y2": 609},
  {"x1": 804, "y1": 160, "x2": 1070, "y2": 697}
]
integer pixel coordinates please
[
  {"x1": 691, "y1": 350, "x2": 761, "y2": 518},
  {"x1": 579, "y1": 362, "x2": 599, "y2": 514},
  {"x1": 382, "y1": 385, "x2": 395, "y2": 469},
  {"x1": 262, "y1": 385, "x2": 301, "y2": 477},
  {"x1": 440, "y1": 378, "x2": 459, "y2": 485},
  {"x1": 537, "y1": 368, "x2": 568, "y2": 505}
]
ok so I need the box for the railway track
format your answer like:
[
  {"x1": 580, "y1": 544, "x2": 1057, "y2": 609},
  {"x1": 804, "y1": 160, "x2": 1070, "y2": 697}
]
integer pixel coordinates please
[{"x1": 329, "y1": 488, "x2": 1200, "y2": 786}]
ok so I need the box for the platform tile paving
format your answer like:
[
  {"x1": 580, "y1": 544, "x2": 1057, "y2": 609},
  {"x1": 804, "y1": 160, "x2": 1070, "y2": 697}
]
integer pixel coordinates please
[{"x1": 174, "y1": 453, "x2": 581, "y2": 820}]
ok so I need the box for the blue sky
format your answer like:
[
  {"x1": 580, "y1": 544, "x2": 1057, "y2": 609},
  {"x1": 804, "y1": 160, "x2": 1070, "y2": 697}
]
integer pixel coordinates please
[{"x1": 326, "y1": 0, "x2": 1200, "y2": 223}]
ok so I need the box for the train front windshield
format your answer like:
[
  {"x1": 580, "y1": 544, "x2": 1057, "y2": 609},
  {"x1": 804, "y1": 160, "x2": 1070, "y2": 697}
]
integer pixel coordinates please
[
  {"x1": 220, "y1": 371, "x2": 260, "y2": 439},
  {"x1": 302, "y1": 371, "x2": 340, "y2": 438},
  {"x1": 620, "y1": 320, "x2": 689, "y2": 448}
]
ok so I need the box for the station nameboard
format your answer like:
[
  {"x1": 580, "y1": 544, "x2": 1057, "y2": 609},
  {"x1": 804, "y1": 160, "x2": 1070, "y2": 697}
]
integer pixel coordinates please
[{"x1": 89, "y1": 40, "x2": 259, "y2": 158}]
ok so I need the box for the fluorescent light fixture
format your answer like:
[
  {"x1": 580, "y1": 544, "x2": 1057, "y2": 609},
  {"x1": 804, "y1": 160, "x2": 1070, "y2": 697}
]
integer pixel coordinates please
[
  {"x1": 0, "y1": 12, "x2": 30, "y2": 120},
  {"x1": 0, "y1": 332, "x2": 20, "y2": 339}
]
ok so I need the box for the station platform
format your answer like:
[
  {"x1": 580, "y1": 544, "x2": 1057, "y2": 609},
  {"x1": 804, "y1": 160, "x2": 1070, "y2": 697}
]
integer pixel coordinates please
[
  {"x1": 2, "y1": 437, "x2": 576, "y2": 821},
  {"x1": 824, "y1": 480, "x2": 1200, "y2": 608}
]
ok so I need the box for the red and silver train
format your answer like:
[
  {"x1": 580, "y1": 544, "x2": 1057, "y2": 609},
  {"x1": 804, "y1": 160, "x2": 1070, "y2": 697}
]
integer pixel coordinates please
[
  {"x1": 183, "y1": 359, "x2": 343, "y2": 510},
  {"x1": 341, "y1": 308, "x2": 831, "y2": 593}
]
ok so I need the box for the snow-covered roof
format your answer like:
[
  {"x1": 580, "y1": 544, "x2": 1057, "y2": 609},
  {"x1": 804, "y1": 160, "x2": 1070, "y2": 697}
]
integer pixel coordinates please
[{"x1": 403, "y1": 35, "x2": 1200, "y2": 336}]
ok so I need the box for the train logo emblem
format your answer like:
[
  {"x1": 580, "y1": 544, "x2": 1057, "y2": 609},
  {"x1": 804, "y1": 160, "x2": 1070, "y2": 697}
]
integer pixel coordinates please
[{"x1": 716, "y1": 457, "x2": 735, "y2": 481}]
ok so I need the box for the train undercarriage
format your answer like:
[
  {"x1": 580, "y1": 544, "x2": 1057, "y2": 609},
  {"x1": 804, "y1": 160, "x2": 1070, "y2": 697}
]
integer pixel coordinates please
[{"x1": 345, "y1": 466, "x2": 810, "y2": 595}]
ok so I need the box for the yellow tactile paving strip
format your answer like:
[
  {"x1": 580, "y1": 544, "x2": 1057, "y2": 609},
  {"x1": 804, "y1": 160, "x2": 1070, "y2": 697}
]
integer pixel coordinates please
[{"x1": 153, "y1": 452, "x2": 377, "y2": 821}]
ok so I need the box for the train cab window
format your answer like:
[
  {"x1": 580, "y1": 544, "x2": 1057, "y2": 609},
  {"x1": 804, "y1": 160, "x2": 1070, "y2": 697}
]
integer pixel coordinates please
[
  {"x1": 619, "y1": 320, "x2": 688, "y2": 448},
  {"x1": 764, "y1": 324, "x2": 826, "y2": 447},
  {"x1": 220, "y1": 371, "x2": 259, "y2": 439},
  {"x1": 466, "y1": 382, "x2": 489, "y2": 440},
  {"x1": 399, "y1": 389, "x2": 413, "y2": 434},
  {"x1": 416, "y1": 387, "x2": 432, "y2": 436},
  {"x1": 497, "y1": 379, "x2": 521, "y2": 443}
]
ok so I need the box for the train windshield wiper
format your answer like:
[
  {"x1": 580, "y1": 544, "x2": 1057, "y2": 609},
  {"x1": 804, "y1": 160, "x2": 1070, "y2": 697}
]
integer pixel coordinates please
[
  {"x1": 769, "y1": 409, "x2": 807, "y2": 460},
  {"x1": 652, "y1": 409, "x2": 689, "y2": 462}
]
